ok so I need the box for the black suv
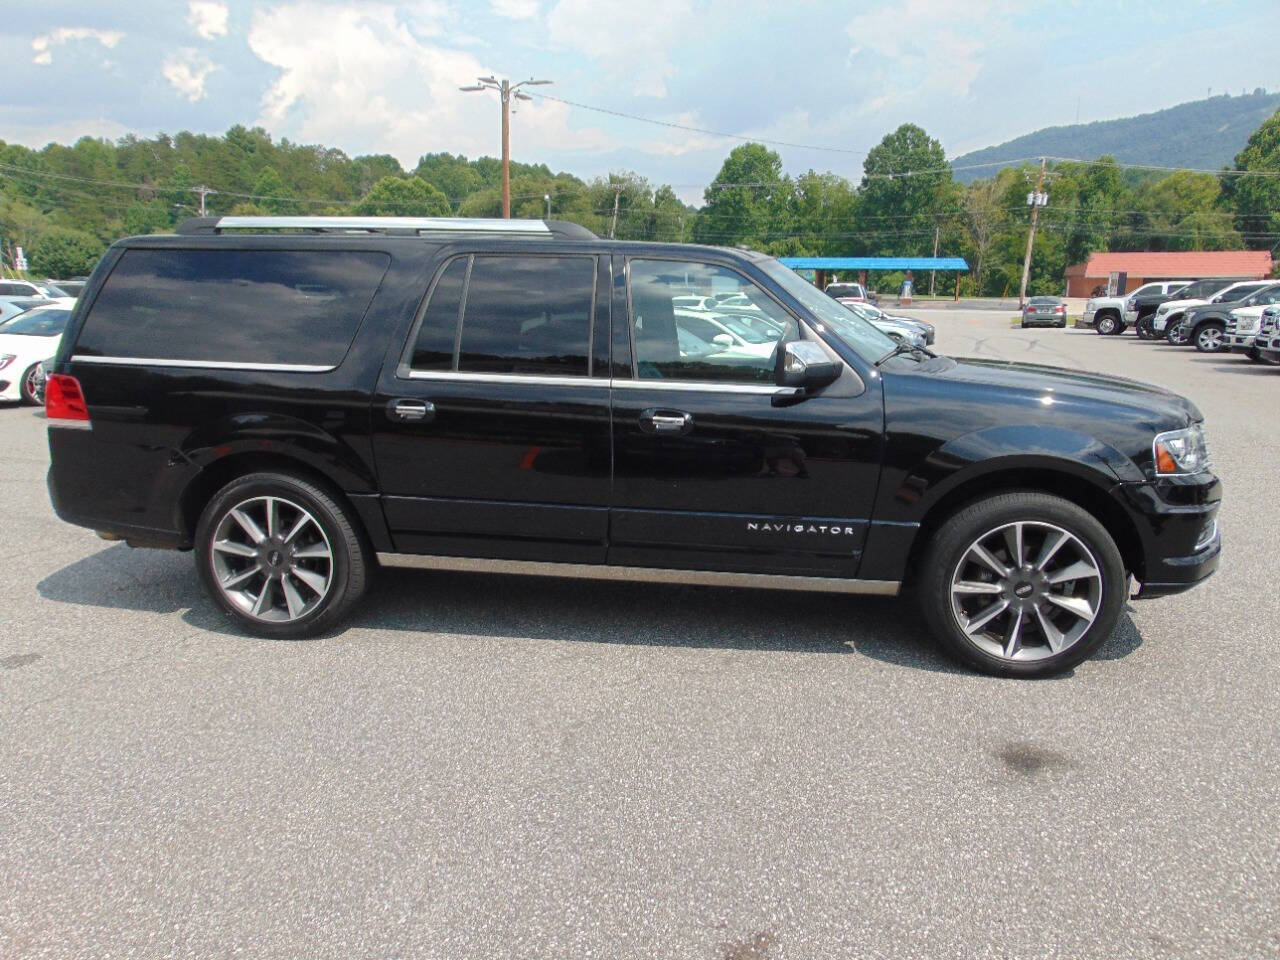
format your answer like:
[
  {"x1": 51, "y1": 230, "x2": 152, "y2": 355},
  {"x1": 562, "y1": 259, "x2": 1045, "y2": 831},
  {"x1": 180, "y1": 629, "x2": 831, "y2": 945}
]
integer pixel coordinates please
[{"x1": 44, "y1": 217, "x2": 1222, "y2": 677}]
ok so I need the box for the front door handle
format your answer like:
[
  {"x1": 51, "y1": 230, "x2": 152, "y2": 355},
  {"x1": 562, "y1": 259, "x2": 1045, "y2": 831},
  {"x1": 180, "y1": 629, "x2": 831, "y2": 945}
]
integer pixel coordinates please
[
  {"x1": 640, "y1": 408, "x2": 693, "y2": 436},
  {"x1": 387, "y1": 398, "x2": 435, "y2": 423}
]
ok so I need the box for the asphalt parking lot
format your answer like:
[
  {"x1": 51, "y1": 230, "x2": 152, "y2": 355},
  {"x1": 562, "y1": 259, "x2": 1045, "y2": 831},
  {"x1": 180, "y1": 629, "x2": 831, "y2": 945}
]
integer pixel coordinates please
[{"x1": 2, "y1": 311, "x2": 1277, "y2": 960}]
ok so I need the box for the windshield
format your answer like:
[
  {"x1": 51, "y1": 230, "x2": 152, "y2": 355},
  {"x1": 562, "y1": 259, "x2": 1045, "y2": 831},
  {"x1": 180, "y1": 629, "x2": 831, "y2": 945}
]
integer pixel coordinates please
[
  {"x1": 41, "y1": 283, "x2": 70, "y2": 298},
  {"x1": 759, "y1": 260, "x2": 897, "y2": 360},
  {"x1": 0, "y1": 306, "x2": 71, "y2": 336}
]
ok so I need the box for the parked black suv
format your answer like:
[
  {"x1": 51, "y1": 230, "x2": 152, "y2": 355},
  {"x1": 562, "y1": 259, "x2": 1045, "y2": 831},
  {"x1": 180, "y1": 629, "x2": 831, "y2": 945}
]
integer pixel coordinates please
[{"x1": 45, "y1": 217, "x2": 1222, "y2": 677}]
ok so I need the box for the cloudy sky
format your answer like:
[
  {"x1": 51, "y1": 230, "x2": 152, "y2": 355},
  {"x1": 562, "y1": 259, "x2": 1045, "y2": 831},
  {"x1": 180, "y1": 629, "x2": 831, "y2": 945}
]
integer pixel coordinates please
[{"x1": 2, "y1": 1, "x2": 1277, "y2": 202}]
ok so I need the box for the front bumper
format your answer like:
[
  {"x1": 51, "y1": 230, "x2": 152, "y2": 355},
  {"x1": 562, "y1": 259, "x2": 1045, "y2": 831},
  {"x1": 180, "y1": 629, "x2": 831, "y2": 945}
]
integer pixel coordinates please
[
  {"x1": 1152, "y1": 316, "x2": 1169, "y2": 331},
  {"x1": 1113, "y1": 473, "x2": 1222, "y2": 598},
  {"x1": 1226, "y1": 334, "x2": 1257, "y2": 350}
]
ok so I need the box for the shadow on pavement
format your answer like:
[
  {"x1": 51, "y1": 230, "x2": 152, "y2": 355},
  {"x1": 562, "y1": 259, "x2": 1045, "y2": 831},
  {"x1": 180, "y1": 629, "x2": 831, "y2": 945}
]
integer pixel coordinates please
[{"x1": 36, "y1": 545, "x2": 1146, "y2": 674}]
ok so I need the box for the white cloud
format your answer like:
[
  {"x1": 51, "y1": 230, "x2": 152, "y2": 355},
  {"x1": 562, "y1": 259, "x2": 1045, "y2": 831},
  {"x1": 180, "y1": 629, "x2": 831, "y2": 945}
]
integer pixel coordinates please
[
  {"x1": 490, "y1": 0, "x2": 539, "y2": 18},
  {"x1": 163, "y1": 48, "x2": 217, "y2": 101},
  {"x1": 846, "y1": 0, "x2": 1023, "y2": 109},
  {"x1": 547, "y1": 0, "x2": 691, "y2": 98},
  {"x1": 188, "y1": 1, "x2": 230, "y2": 39},
  {"x1": 247, "y1": 2, "x2": 613, "y2": 170},
  {"x1": 31, "y1": 27, "x2": 124, "y2": 66}
]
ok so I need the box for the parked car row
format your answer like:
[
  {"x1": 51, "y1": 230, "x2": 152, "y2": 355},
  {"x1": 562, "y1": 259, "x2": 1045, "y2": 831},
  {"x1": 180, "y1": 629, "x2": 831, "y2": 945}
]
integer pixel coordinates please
[
  {"x1": 1084, "y1": 276, "x2": 1280, "y2": 359},
  {"x1": 0, "y1": 280, "x2": 83, "y2": 405}
]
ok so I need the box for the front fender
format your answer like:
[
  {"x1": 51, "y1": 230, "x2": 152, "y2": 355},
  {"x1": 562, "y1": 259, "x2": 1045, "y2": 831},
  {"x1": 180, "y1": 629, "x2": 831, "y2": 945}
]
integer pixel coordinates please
[{"x1": 894, "y1": 424, "x2": 1142, "y2": 515}]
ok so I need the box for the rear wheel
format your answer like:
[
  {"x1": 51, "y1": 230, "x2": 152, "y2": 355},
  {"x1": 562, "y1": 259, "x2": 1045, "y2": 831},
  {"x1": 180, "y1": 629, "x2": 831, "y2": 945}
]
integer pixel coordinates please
[
  {"x1": 919, "y1": 492, "x2": 1126, "y2": 677},
  {"x1": 195, "y1": 472, "x2": 370, "y2": 638},
  {"x1": 1135, "y1": 316, "x2": 1153, "y2": 340},
  {"x1": 1194, "y1": 323, "x2": 1225, "y2": 353},
  {"x1": 1095, "y1": 313, "x2": 1119, "y2": 335}
]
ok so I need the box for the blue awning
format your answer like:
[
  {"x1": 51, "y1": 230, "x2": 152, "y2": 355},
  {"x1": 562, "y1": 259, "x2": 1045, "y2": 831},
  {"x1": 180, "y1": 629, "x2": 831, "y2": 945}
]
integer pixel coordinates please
[{"x1": 778, "y1": 256, "x2": 969, "y2": 271}]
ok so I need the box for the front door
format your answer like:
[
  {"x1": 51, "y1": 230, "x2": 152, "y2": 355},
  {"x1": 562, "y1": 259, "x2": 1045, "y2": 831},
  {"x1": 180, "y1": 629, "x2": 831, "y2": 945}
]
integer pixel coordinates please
[
  {"x1": 371, "y1": 250, "x2": 613, "y2": 563},
  {"x1": 608, "y1": 256, "x2": 884, "y2": 577}
]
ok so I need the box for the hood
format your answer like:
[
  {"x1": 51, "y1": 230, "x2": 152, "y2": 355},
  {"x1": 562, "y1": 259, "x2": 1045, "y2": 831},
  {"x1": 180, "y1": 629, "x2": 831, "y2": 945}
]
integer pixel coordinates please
[
  {"x1": 1158, "y1": 297, "x2": 1208, "y2": 312},
  {"x1": 922, "y1": 356, "x2": 1202, "y2": 424}
]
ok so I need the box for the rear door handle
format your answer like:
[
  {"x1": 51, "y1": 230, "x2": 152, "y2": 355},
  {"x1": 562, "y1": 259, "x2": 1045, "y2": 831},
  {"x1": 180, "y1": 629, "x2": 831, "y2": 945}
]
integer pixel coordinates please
[
  {"x1": 387, "y1": 398, "x2": 435, "y2": 423},
  {"x1": 640, "y1": 409, "x2": 693, "y2": 436}
]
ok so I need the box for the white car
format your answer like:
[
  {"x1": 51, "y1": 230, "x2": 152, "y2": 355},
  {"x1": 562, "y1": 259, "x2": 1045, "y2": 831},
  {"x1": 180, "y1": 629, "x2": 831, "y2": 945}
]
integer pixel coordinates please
[
  {"x1": 673, "y1": 308, "x2": 777, "y2": 359},
  {"x1": 0, "y1": 304, "x2": 73, "y2": 404},
  {"x1": 1152, "y1": 279, "x2": 1270, "y2": 337},
  {"x1": 1083, "y1": 281, "x2": 1182, "y2": 335},
  {"x1": 0, "y1": 279, "x2": 76, "y2": 307}
]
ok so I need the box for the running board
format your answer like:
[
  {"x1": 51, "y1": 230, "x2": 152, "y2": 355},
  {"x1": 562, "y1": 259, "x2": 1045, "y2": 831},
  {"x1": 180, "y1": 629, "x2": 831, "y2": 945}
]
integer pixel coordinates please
[{"x1": 376, "y1": 553, "x2": 900, "y2": 596}]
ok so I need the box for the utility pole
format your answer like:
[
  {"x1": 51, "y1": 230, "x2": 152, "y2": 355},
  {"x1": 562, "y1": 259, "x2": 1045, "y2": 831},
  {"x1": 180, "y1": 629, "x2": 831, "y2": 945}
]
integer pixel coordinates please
[
  {"x1": 929, "y1": 223, "x2": 940, "y2": 297},
  {"x1": 459, "y1": 75, "x2": 553, "y2": 219},
  {"x1": 191, "y1": 185, "x2": 216, "y2": 217},
  {"x1": 609, "y1": 187, "x2": 621, "y2": 239},
  {"x1": 1018, "y1": 157, "x2": 1048, "y2": 309}
]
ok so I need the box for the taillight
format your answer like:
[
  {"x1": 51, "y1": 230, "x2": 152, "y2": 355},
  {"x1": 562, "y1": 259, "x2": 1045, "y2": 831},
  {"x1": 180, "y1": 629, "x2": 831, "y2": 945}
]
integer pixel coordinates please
[
  {"x1": 45, "y1": 373, "x2": 89, "y2": 423},
  {"x1": 1055, "y1": 305, "x2": 1065, "y2": 313}
]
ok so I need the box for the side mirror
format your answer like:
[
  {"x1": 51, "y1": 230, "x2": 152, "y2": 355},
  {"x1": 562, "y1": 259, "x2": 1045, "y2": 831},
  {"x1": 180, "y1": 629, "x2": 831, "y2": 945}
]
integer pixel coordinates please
[
  {"x1": 776, "y1": 340, "x2": 841, "y2": 391},
  {"x1": 712, "y1": 333, "x2": 734, "y2": 348}
]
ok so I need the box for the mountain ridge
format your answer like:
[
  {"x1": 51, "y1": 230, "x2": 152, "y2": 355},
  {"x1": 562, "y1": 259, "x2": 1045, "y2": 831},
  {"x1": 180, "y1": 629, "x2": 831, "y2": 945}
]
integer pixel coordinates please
[{"x1": 951, "y1": 90, "x2": 1280, "y2": 181}]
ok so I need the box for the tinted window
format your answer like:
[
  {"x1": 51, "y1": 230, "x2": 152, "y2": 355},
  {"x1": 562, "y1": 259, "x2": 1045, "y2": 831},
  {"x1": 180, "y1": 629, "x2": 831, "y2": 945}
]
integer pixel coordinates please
[
  {"x1": 76, "y1": 249, "x2": 390, "y2": 367},
  {"x1": 410, "y1": 257, "x2": 467, "y2": 371},
  {"x1": 457, "y1": 255, "x2": 594, "y2": 376},
  {"x1": 0, "y1": 283, "x2": 31, "y2": 295},
  {"x1": 630, "y1": 259, "x2": 797, "y2": 383}
]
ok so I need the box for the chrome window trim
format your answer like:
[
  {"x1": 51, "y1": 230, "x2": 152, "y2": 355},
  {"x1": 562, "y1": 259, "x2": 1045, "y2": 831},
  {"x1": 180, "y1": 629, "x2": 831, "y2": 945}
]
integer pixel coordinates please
[
  {"x1": 70, "y1": 355, "x2": 334, "y2": 373},
  {"x1": 402, "y1": 369, "x2": 800, "y2": 395},
  {"x1": 377, "y1": 552, "x2": 899, "y2": 596}
]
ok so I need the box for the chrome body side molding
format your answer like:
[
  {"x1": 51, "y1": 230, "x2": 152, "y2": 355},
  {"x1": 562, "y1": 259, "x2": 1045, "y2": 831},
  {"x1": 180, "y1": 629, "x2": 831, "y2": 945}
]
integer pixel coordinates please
[{"x1": 376, "y1": 552, "x2": 900, "y2": 595}]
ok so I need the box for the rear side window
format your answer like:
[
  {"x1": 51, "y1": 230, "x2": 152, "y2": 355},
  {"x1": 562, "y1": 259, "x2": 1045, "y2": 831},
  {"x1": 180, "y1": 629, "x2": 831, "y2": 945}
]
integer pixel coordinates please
[
  {"x1": 75, "y1": 249, "x2": 391, "y2": 367},
  {"x1": 408, "y1": 254, "x2": 596, "y2": 377}
]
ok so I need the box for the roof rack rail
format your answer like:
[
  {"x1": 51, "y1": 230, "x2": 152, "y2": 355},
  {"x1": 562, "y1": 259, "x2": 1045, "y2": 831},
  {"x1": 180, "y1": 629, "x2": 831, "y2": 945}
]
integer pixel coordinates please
[{"x1": 174, "y1": 215, "x2": 598, "y2": 240}]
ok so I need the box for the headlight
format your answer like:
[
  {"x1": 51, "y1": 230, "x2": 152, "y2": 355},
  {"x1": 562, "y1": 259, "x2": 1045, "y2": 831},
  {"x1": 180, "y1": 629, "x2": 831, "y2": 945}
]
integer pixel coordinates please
[{"x1": 1153, "y1": 424, "x2": 1210, "y2": 475}]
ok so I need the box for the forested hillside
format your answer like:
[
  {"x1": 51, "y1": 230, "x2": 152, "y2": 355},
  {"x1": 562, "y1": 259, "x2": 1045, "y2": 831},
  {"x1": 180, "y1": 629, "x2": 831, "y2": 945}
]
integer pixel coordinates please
[
  {"x1": 953, "y1": 90, "x2": 1280, "y2": 182},
  {"x1": 2, "y1": 104, "x2": 1278, "y2": 297}
]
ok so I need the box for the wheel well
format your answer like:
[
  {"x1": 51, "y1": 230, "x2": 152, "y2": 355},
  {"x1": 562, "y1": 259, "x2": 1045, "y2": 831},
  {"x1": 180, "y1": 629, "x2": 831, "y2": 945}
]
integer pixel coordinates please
[
  {"x1": 902, "y1": 468, "x2": 1145, "y2": 587},
  {"x1": 179, "y1": 452, "x2": 352, "y2": 541},
  {"x1": 1095, "y1": 307, "x2": 1120, "y2": 317}
]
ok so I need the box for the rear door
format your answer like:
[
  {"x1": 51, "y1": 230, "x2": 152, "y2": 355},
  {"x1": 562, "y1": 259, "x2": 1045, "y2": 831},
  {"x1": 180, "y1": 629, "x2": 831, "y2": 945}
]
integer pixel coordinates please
[
  {"x1": 607, "y1": 255, "x2": 884, "y2": 577},
  {"x1": 370, "y1": 249, "x2": 613, "y2": 563}
]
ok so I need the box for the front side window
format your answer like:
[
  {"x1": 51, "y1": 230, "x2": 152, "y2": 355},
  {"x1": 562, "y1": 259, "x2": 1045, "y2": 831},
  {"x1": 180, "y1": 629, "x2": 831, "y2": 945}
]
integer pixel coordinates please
[
  {"x1": 629, "y1": 259, "x2": 797, "y2": 383},
  {"x1": 408, "y1": 255, "x2": 596, "y2": 377}
]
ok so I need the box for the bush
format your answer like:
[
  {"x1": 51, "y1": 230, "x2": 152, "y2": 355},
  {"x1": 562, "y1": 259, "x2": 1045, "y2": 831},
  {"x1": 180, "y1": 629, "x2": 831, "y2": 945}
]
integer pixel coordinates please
[{"x1": 30, "y1": 227, "x2": 103, "y2": 278}]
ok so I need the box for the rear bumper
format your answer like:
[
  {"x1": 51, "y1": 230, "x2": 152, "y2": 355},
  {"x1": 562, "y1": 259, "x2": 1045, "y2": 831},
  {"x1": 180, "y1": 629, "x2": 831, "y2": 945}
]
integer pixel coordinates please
[{"x1": 1113, "y1": 474, "x2": 1222, "y2": 599}]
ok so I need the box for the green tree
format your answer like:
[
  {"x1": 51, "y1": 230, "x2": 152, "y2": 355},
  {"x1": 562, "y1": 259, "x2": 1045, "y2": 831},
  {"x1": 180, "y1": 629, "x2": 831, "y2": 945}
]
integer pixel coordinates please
[
  {"x1": 692, "y1": 143, "x2": 792, "y2": 250},
  {"x1": 30, "y1": 227, "x2": 103, "y2": 277},
  {"x1": 1220, "y1": 108, "x2": 1280, "y2": 250},
  {"x1": 354, "y1": 176, "x2": 450, "y2": 216},
  {"x1": 858, "y1": 124, "x2": 956, "y2": 257},
  {"x1": 252, "y1": 166, "x2": 300, "y2": 215}
]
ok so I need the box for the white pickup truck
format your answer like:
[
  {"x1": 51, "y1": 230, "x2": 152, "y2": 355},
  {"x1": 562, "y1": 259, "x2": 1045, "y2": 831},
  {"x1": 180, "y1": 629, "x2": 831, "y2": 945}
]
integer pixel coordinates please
[{"x1": 1082, "y1": 281, "x2": 1183, "y2": 335}]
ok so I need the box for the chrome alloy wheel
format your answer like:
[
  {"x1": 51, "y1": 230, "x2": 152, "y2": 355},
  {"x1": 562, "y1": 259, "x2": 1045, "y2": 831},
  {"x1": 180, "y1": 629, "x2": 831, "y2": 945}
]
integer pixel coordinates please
[
  {"x1": 949, "y1": 521, "x2": 1103, "y2": 663},
  {"x1": 1196, "y1": 326, "x2": 1223, "y2": 351},
  {"x1": 209, "y1": 495, "x2": 333, "y2": 622}
]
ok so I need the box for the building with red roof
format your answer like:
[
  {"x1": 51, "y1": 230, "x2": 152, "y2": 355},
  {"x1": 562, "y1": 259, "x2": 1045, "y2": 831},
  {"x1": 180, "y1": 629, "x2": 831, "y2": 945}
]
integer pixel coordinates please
[{"x1": 1065, "y1": 251, "x2": 1274, "y2": 297}]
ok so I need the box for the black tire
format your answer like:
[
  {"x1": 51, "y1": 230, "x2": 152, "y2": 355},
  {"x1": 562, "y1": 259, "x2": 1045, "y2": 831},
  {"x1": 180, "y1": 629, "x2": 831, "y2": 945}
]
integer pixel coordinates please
[
  {"x1": 918, "y1": 491, "x2": 1127, "y2": 678},
  {"x1": 1166, "y1": 319, "x2": 1187, "y2": 345},
  {"x1": 1247, "y1": 347, "x2": 1263, "y2": 363},
  {"x1": 1057, "y1": 320, "x2": 1067, "y2": 329},
  {"x1": 194, "y1": 471, "x2": 371, "y2": 639},
  {"x1": 1135, "y1": 316, "x2": 1153, "y2": 340},
  {"x1": 1094, "y1": 313, "x2": 1119, "y2": 335},
  {"x1": 19, "y1": 363, "x2": 41, "y2": 405},
  {"x1": 1193, "y1": 322, "x2": 1225, "y2": 353}
]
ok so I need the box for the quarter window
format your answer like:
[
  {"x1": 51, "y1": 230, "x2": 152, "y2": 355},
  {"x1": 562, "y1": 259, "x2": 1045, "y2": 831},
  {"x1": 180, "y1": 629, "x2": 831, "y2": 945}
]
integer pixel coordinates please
[
  {"x1": 628, "y1": 259, "x2": 796, "y2": 383},
  {"x1": 75, "y1": 249, "x2": 390, "y2": 367}
]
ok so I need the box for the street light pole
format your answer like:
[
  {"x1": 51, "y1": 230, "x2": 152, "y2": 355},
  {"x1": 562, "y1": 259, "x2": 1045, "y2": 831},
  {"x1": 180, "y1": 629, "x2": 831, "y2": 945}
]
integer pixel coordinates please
[
  {"x1": 459, "y1": 75, "x2": 552, "y2": 219},
  {"x1": 544, "y1": 193, "x2": 551, "y2": 219}
]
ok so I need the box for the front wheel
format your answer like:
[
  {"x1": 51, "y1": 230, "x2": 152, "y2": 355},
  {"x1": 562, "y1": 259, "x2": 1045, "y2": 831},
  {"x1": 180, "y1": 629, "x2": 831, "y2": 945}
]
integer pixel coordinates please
[
  {"x1": 1135, "y1": 317, "x2": 1153, "y2": 340},
  {"x1": 919, "y1": 492, "x2": 1126, "y2": 677},
  {"x1": 1167, "y1": 322, "x2": 1187, "y2": 345},
  {"x1": 1095, "y1": 314, "x2": 1118, "y2": 335},
  {"x1": 1194, "y1": 323, "x2": 1225, "y2": 353},
  {"x1": 1247, "y1": 347, "x2": 1263, "y2": 363},
  {"x1": 194, "y1": 472, "x2": 371, "y2": 638},
  {"x1": 19, "y1": 363, "x2": 41, "y2": 405}
]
